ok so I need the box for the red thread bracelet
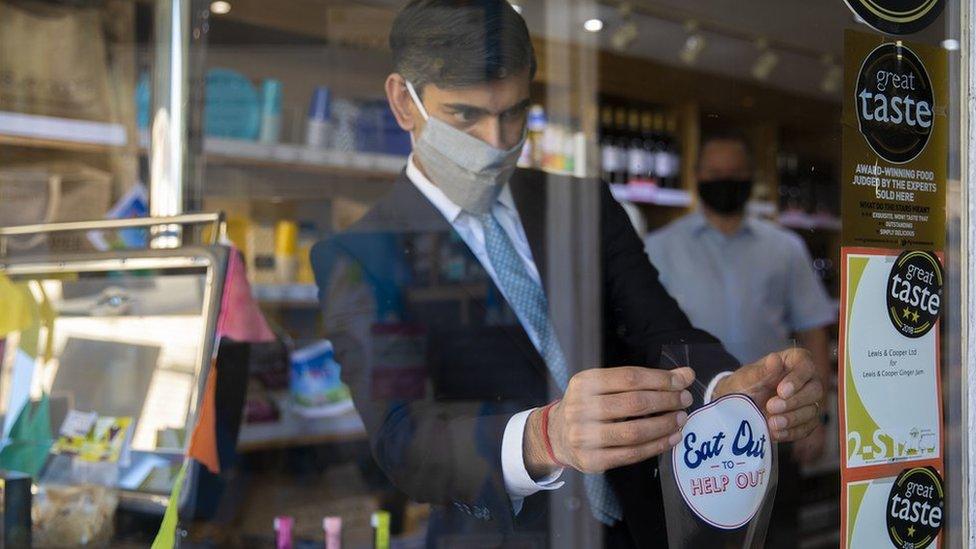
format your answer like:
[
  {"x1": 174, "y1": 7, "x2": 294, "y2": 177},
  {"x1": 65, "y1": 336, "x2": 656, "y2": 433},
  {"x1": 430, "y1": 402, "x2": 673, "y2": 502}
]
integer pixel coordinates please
[{"x1": 540, "y1": 400, "x2": 566, "y2": 468}]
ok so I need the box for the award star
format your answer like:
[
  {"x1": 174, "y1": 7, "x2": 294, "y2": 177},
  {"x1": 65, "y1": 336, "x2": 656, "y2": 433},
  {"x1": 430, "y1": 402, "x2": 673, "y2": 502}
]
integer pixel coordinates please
[
  {"x1": 912, "y1": 310, "x2": 921, "y2": 322},
  {"x1": 902, "y1": 306, "x2": 913, "y2": 319},
  {"x1": 908, "y1": 525, "x2": 916, "y2": 537}
]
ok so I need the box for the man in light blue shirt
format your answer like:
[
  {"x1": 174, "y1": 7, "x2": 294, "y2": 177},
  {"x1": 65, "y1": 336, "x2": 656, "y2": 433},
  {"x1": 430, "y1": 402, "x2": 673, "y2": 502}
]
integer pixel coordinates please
[
  {"x1": 645, "y1": 130, "x2": 835, "y2": 545},
  {"x1": 645, "y1": 131, "x2": 835, "y2": 459}
]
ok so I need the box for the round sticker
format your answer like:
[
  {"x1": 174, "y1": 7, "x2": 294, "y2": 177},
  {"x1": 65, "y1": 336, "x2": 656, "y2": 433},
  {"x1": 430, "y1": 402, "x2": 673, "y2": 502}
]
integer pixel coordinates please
[
  {"x1": 844, "y1": 0, "x2": 944, "y2": 35},
  {"x1": 886, "y1": 466, "x2": 944, "y2": 549},
  {"x1": 855, "y1": 42, "x2": 935, "y2": 165},
  {"x1": 886, "y1": 250, "x2": 943, "y2": 338},
  {"x1": 672, "y1": 394, "x2": 771, "y2": 530}
]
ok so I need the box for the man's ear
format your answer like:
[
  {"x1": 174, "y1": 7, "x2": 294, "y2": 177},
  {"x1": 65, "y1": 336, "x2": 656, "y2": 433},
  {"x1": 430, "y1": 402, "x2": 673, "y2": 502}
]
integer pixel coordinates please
[{"x1": 386, "y1": 73, "x2": 420, "y2": 133}]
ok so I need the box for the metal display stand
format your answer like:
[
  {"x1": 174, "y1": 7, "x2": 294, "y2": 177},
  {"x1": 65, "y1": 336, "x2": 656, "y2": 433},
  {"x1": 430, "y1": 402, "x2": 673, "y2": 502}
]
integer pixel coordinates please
[{"x1": 0, "y1": 213, "x2": 228, "y2": 517}]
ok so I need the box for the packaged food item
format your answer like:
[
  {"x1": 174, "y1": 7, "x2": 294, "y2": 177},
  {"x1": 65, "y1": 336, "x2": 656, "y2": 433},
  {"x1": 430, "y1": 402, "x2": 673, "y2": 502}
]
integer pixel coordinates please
[
  {"x1": 306, "y1": 86, "x2": 333, "y2": 148},
  {"x1": 275, "y1": 220, "x2": 299, "y2": 284},
  {"x1": 32, "y1": 484, "x2": 117, "y2": 548},
  {"x1": 289, "y1": 340, "x2": 351, "y2": 416},
  {"x1": 204, "y1": 68, "x2": 260, "y2": 140},
  {"x1": 259, "y1": 79, "x2": 283, "y2": 144},
  {"x1": 274, "y1": 515, "x2": 294, "y2": 549},
  {"x1": 246, "y1": 221, "x2": 277, "y2": 284},
  {"x1": 371, "y1": 511, "x2": 390, "y2": 549},
  {"x1": 324, "y1": 516, "x2": 342, "y2": 549}
]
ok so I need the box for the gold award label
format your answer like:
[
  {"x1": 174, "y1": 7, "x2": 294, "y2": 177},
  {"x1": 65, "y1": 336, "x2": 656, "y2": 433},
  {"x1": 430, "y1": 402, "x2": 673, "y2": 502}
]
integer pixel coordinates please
[
  {"x1": 843, "y1": 0, "x2": 944, "y2": 35},
  {"x1": 842, "y1": 30, "x2": 948, "y2": 250}
]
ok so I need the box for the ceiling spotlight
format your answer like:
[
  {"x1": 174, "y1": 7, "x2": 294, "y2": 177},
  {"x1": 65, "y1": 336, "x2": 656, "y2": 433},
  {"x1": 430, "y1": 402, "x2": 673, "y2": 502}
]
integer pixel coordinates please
[
  {"x1": 820, "y1": 55, "x2": 843, "y2": 94},
  {"x1": 210, "y1": 1, "x2": 231, "y2": 15},
  {"x1": 751, "y1": 38, "x2": 779, "y2": 81},
  {"x1": 611, "y1": 20, "x2": 638, "y2": 51},
  {"x1": 679, "y1": 20, "x2": 706, "y2": 65},
  {"x1": 584, "y1": 18, "x2": 605, "y2": 33},
  {"x1": 942, "y1": 38, "x2": 960, "y2": 51}
]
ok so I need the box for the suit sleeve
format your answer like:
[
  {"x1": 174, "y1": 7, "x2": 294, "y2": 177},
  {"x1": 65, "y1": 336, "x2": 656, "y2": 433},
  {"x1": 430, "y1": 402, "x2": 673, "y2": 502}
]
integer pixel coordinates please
[
  {"x1": 311, "y1": 238, "x2": 518, "y2": 528},
  {"x1": 599, "y1": 183, "x2": 739, "y2": 404}
]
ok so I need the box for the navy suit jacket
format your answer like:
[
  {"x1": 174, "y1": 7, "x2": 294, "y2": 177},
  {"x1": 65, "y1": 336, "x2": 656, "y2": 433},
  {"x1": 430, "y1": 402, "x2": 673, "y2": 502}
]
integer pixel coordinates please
[{"x1": 311, "y1": 168, "x2": 738, "y2": 547}]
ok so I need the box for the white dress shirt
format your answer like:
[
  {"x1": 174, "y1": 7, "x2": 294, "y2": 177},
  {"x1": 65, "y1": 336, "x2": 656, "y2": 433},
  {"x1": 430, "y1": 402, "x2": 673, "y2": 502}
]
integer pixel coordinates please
[
  {"x1": 406, "y1": 156, "x2": 729, "y2": 512},
  {"x1": 406, "y1": 157, "x2": 564, "y2": 512}
]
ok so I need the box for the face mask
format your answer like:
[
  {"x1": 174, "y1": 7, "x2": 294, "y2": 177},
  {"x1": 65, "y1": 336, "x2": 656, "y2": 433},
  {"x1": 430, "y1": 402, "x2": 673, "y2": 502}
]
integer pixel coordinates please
[
  {"x1": 406, "y1": 80, "x2": 526, "y2": 215},
  {"x1": 697, "y1": 178, "x2": 754, "y2": 215}
]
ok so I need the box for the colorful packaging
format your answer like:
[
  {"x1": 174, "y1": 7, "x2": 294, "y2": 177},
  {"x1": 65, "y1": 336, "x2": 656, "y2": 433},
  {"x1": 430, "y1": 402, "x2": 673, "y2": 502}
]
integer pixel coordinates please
[{"x1": 289, "y1": 340, "x2": 347, "y2": 408}]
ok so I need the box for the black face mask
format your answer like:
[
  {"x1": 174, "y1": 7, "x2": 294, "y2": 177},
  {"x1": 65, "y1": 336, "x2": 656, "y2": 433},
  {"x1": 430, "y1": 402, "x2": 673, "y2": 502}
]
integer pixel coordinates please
[{"x1": 697, "y1": 179, "x2": 754, "y2": 215}]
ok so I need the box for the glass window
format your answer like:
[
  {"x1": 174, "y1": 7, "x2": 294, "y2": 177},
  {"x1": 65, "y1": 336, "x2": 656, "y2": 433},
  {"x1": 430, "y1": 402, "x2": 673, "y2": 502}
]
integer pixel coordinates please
[{"x1": 0, "y1": 0, "x2": 968, "y2": 547}]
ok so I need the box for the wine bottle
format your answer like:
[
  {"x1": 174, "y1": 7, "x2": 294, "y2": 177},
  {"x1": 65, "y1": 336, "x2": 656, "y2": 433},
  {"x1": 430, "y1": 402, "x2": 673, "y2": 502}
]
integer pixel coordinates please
[
  {"x1": 626, "y1": 109, "x2": 644, "y2": 184},
  {"x1": 613, "y1": 107, "x2": 630, "y2": 184},
  {"x1": 640, "y1": 111, "x2": 657, "y2": 185},
  {"x1": 599, "y1": 105, "x2": 621, "y2": 183}
]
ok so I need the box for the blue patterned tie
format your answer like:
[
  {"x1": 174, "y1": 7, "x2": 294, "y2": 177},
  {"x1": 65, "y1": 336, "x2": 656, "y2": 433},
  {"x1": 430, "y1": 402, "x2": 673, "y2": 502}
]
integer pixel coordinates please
[{"x1": 479, "y1": 211, "x2": 623, "y2": 526}]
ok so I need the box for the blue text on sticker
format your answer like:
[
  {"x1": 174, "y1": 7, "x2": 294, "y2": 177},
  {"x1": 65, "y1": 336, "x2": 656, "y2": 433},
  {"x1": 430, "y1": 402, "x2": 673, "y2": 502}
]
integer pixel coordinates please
[{"x1": 683, "y1": 419, "x2": 767, "y2": 469}]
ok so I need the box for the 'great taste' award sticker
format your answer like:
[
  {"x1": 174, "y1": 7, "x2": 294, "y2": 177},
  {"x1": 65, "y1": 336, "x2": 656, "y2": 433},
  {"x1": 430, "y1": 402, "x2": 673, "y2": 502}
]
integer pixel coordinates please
[
  {"x1": 855, "y1": 41, "x2": 935, "y2": 165},
  {"x1": 886, "y1": 466, "x2": 944, "y2": 549},
  {"x1": 886, "y1": 250, "x2": 943, "y2": 338},
  {"x1": 843, "y1": 0, "x2": 944, "y2": 36},
  {"x1": 672, "y1": 394, "x2": 772, "y2": 530}
]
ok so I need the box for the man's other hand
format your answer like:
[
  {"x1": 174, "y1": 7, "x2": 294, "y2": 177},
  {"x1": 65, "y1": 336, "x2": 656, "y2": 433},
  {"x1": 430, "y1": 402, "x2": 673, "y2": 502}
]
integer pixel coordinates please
[
  {"x1": 525, "y1": 367, "x2": 694, "y2": 477},
  {"x1": 793, "y1": 424, "x2": 826, "y2": 464},
  {"x1": 714, "y1": 348, "x2": 824, "y2": 444}
]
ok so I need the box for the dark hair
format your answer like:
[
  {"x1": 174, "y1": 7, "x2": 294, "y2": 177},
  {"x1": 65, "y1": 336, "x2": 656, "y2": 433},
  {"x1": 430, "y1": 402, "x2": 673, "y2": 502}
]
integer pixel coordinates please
[
  {"x1": 390, "y1": 0, "x2": 537, "y2": 94},
  {"x1": 698, "y1": 129, "x2": 753, "y2": 168}
]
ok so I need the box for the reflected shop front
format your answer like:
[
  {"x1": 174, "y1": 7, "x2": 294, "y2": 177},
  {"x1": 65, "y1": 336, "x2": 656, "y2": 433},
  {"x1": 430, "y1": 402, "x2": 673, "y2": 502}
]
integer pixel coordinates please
[{"x1": 0, "y1": 0, "x2": 974, "y2": 547}]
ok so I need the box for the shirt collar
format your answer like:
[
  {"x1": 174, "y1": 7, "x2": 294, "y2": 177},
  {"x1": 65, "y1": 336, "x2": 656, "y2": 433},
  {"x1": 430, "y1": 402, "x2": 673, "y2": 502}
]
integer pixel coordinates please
[
  {"x1": 405, "y1": 154, "x2": 515, "y2": 222},
  {"x1": 690, "y1": 209, "x2": 755, "y2": 238}
]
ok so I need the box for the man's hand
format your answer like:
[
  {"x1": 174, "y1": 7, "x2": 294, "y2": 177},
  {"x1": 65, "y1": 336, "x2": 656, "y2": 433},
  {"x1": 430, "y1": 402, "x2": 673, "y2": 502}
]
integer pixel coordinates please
[
  {"x1": 524, "y1": 367, "x2": 694, "y2": 477},
  {"x1": 714, "y1": 348, "x2": 824, "y2": 443}
]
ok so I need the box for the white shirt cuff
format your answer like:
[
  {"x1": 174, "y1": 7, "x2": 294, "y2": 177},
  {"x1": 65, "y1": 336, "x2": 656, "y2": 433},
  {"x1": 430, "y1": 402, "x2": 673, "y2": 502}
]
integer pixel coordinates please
[
  {"x1": 502, "y1": 408, "x2": 565, "y2": 513},
  {"x1": 704, "y1": 371, "x2": 734, "y2": 404}
]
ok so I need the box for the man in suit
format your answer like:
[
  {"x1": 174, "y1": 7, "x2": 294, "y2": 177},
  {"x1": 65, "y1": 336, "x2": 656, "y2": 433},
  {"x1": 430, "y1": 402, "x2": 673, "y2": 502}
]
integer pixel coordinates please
[{"x1": 311, "y1": 1, "x2": 824, "y2": 546}]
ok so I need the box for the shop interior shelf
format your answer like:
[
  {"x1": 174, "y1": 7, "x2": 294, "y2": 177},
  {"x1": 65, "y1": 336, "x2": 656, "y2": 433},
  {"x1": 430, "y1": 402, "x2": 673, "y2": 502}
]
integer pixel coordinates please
[
  {"x1": 779, "y1": 210, "x2": 843, "y2": 232},
  {"x1": 253, "y1": 282, "x2": 491, "y2": 315},
  {"x1": 0, "y1": 110, "x2": 128, "y2": 152},
  {"x1": 610, "y1": 183, "x2": 692, "y2": 208},
  {"x1": 204, "y1": 139, "x2": 408, "y2": 177},
  {"x1": 747, "y1": 200, "x2": 778, "y2": 217},
  {"x1": 612, "y1": 190, "x2": 841, "y2": 232},
  {"x1": 238, "y1": 392, "x2": 367, "y2": 452},
  {"x1": 252, "y1": 283, "x2": 319, "y2": 305},
  {"x1": 517, "y1": 164, "x2": 578, "y2": 178},
  {"x1": 138, "y1": 130, "x2": 408, "y2": 178}
]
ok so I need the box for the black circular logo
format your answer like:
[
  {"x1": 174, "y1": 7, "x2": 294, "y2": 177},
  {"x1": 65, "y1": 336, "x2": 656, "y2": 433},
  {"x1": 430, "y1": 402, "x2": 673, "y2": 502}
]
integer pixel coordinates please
[
  {"x1": 886, "y1": 466, "x2": 944, "y2": 549},
  {"x1": 845, "y1": 0, "x2": 944, "y2": 35},
  {"x1": 886, "y1": 250, "x2": 942, "y2": 338},
  {"x1": 855, "y1": 42, "x2": 935, "y2": 165}
]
